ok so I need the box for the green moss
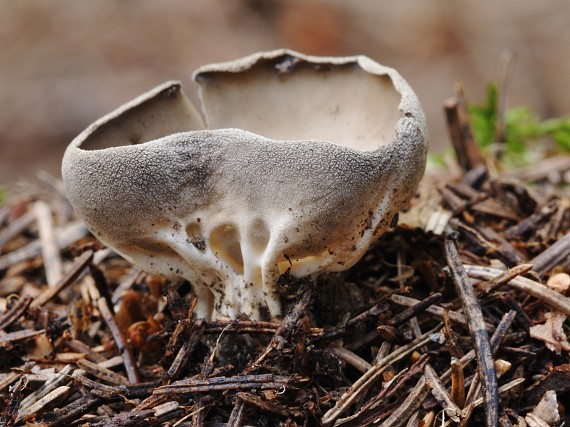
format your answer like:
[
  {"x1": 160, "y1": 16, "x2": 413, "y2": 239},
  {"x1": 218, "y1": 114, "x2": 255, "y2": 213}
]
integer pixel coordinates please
[
  {"x1": 468, "y1": 82, "x2": 498, "y2": 149},
  {"x1": 467, "y1": 81, "x2": 570, "y2": 169}
]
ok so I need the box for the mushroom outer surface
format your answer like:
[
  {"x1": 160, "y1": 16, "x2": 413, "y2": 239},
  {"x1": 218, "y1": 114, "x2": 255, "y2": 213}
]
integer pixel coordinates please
[{"x1": 62, "y1": 49, "x2": 428, "y2": 320}]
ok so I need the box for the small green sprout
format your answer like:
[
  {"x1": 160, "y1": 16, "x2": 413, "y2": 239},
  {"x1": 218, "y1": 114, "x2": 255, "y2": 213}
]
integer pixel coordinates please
[{"x1": 468, "y1": 82, "x2": 570, "y2": 166}]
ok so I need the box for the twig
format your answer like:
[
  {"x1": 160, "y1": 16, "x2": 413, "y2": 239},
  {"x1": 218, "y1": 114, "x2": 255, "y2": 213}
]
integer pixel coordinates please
[
  {"x1": 97, "y1": 296, "x2": 141, "y2": 384},
  {"x1": 0, "y1": 210, "x2": 35, "y2": 254},
  {"x1": 77, "y1": 358, "x2": 130, "y2": 386},
  {"x1": 88, "y1": 408, "x2": 155, "y2": 427},
  {"x1": 464, "y1": 310, "x2": 517, "y2": 408},
  {"x1": 469, "y1": 378, "x2": 524, "y2": 410},
  {"x1": 321, "y1": 324, "x2": 442, "y2": 425},
  {"x1": 66, "y1": 338, "x2": 108, "y2": 363},
  {"x1": 74, "y1": 374, "x2": 157, "y2": 401},
  {"x1": 167, "y1": 319, "x2": 205, "y2": 381},
  {"x1": 0, "y1": 372, "x2": 21, "y2": 393},
  {"x1": 0, "y1": 295, "x2": 32, "y2": 330},
  {"x1": 15, "y1": 385, "x2": 70, "y2": 423},
  {"x1": 205, "y1": 320, "x2": 280, "y2": 335},
  {"x1": 252, "y1": 283, "x2": 312, "y2": 367},
  {"x1": 443, "y1": 311, "x2": 464, "y2": 359},
  {"x1": 193, "y1": 396, "x2": 211, "y2": 427},
  {"x1": 34, "y1": 200, "x2": 63, "y2": 287},
  {"x1": 0, "y1": 221, "x2": 88, "y2": 271},
  {"x1": 30, "y1": 250, "x2": 93, "y2": 309},
  {"x1": 161, "y1": 299, "x2": 196, "y2": 373},
  {"x1": 443, "y1": 87, "x2": 485, "y2": 171},
  {"x1": 154, "y1": 401, "x2": 182, "y2": 422},
  {"x1": 237, "y1": 391, "x2": 297, "y2": 418},
  {"x1": 462, "y1": 165, "x2": 488, "y2": 188},
  {"x1": 320, "y1": 300, "x2": 390, "y2": 341},
  {"x1": 445, "y1": 235, "x2": 498, "y2": 427},
  {"x1": 388, "y1": 292, "x2": 442, "y2": 326},
  {"x1": 1, "y1": 377, "x2": 25, "y2": 426},
  {"x1": 227, "y1": 397, "x2": 247, "y2": 427},
  {"x1": 529, "y1": 232, "x2": 570, "y2": 275},
  {"x1": 440, "y1": 309, "x2": 516, "y2": 388},
  {"x1": 376, "y1": 325, "x2": 407, "y2": 345},
  {"x1": 464, "y1": 264, "x2": 570, "y2": 315},
  {"x1": 473, "y1": 225, "x2": 524, "y2": 266},
  {"x1": 389, "y1": 294, "x2": 468, "y2": 326},
  {"x1": 74, "y1": 374, "x2": 129, "y2": 400},
  {"x1": 155, "y1": 374, "x2": 294, "y2": 394},
  {"x1": 74, "y1": 354, "x2": 125, "y2": 374},
  {"x1": 374, "y1": 340, "x2": 392, "y2": 365},
  {"x1": 453, "y1": 219, "x2": 521, "y2": 266},
  {"x1": 488, "y1": 311, "x2": 517, "y2": 353},
  {"x1": 335, "y1": 355, "x2": 428, "y2": 427},
  {"x1": 450, "y1": 357, "x2": 465, "y2": 408},
  {"x1": 504, "y1": 202, "x2": 557, "y2": 240},
  {"x1": 471, "y1": 200, "x2": 520, "y2": 222},
  {"x1": 374, "y1": 375, "x2": 429, "y2": 426},
  {"x1": 476, "y1": 264, "x2": 533, "y2": 294},
  {"x1": 111, "y1": 268, "x2": 143, "y2": 304},
  {"x1": 329, "y1": 347, "x2": 372, "y2": 373},
  {"x1": 0, "y1": 328, "x2": 46, "y2": 345},
  {"x1": 510, "y1": 155, "x2": 570, "y2": 182},
  {"x1": 18, "y1": 364, "x2": 74, "y2": 413},
  {"x1": 424, "y1": 363, "x2": 462, "y2": 422}
]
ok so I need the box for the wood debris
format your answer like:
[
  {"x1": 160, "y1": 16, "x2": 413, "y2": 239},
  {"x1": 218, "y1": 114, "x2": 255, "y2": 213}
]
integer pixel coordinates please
[{"x1": 1, "y1": 102, "x2": 570, "y2": 427}]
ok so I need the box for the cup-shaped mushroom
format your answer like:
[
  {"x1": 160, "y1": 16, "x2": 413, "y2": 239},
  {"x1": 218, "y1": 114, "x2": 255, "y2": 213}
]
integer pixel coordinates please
[{"x1": 62, "y1": 49, "x2": 428, "y2": 320}]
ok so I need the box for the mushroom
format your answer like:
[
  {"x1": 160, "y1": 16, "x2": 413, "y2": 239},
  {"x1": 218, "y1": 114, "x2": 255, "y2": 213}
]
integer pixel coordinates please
[{"x1": 62, "y1": 49, "x2": 428, "y2": 320}]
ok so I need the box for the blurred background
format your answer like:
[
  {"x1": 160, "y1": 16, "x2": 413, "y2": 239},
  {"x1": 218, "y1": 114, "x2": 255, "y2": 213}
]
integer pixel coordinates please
[{"x1": 1, "y1": 0, "x2": 569, "y2": 186}]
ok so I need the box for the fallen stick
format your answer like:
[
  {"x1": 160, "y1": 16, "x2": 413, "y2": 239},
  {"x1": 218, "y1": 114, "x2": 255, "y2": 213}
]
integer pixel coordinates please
[
  {"x1": 445, "y1": 235, "x2": 498, "y2": 427},
  {"x1": 464, "y1": 264, "x2": 570, "y2": 316}
]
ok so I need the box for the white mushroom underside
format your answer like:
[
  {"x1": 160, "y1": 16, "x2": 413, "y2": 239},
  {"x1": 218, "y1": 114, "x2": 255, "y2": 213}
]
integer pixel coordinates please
[{"x1": 122, "y1": 200, "x2": 383, "y2": 320}]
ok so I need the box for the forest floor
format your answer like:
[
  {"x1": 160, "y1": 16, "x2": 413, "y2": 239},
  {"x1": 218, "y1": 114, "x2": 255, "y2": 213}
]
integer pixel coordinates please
[{"x1": 0, "y1": 91, "x2": 569, "y2": 426}]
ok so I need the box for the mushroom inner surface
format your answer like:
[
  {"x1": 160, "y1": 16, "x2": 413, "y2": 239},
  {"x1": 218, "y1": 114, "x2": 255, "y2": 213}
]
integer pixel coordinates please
[
  {"x1": 197, "y1": 61, "x2": 401, "y2": 152},
  {"x1": 80, "y1": 83, "x2": 205, "y2": 151}
]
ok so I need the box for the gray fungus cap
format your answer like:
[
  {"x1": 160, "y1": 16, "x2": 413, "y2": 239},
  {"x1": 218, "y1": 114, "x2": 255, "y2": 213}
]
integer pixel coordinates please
[{"x1": 62, "y1": 49, "x2": 428, "y2": 320}]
